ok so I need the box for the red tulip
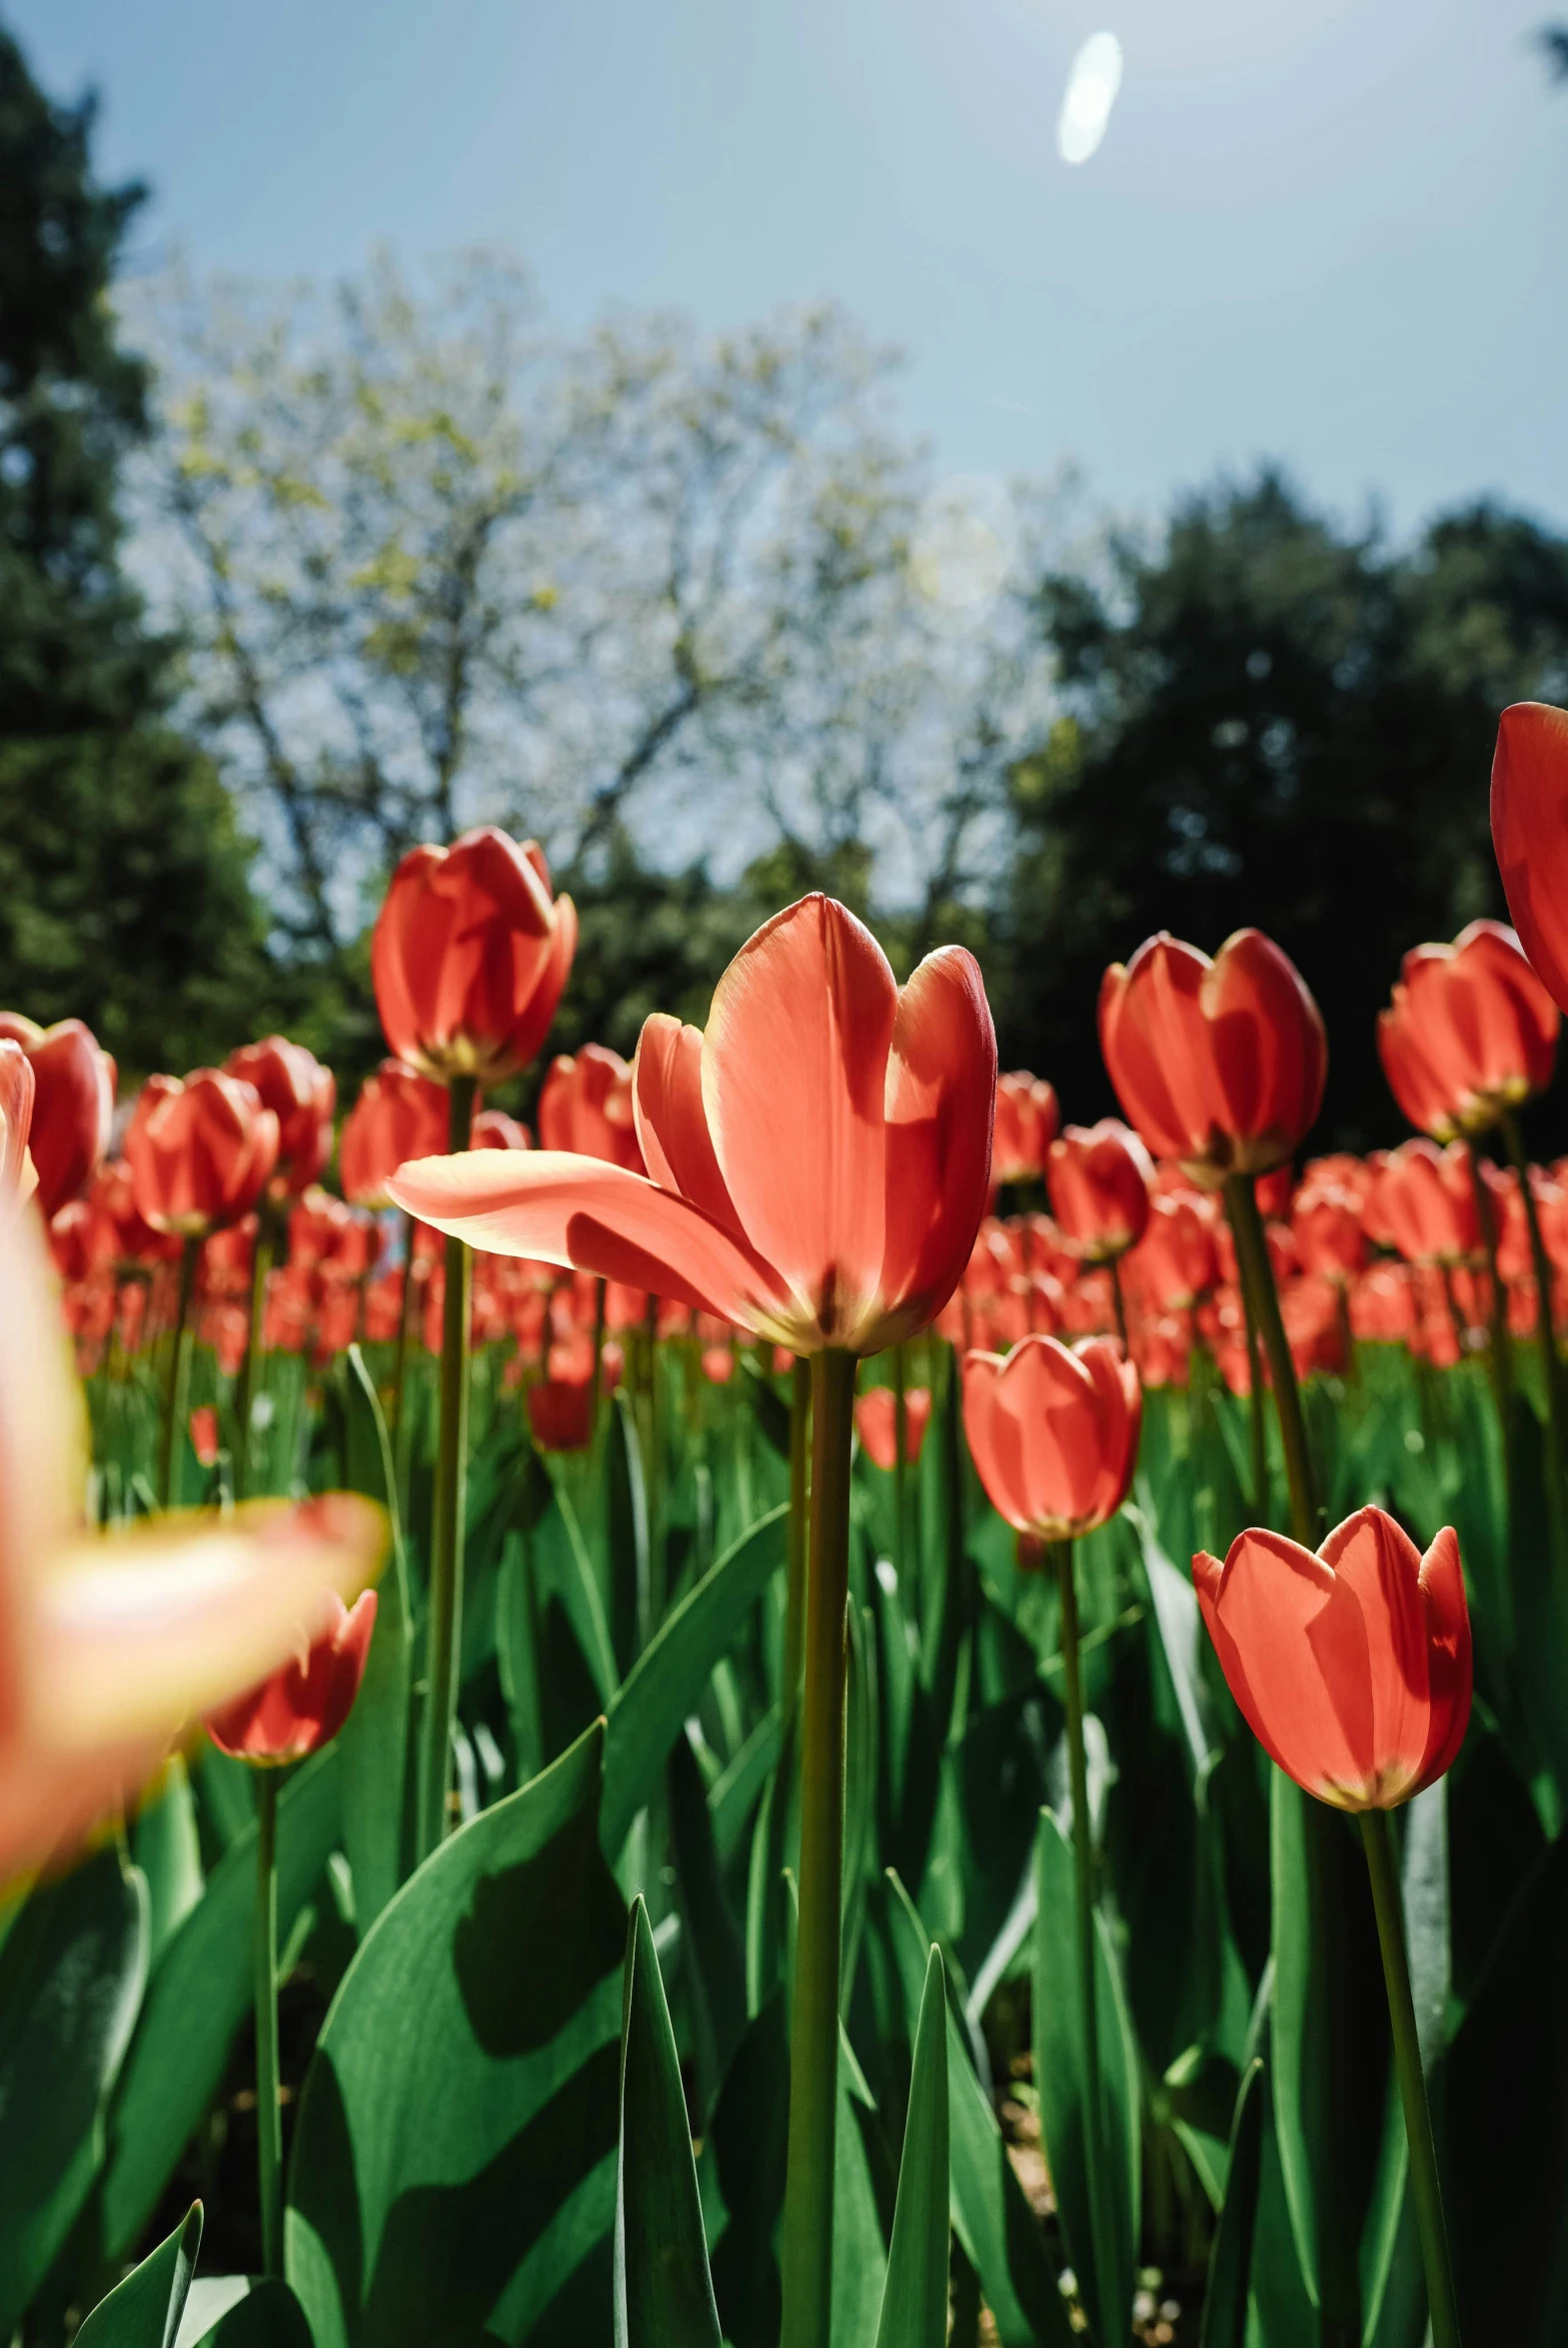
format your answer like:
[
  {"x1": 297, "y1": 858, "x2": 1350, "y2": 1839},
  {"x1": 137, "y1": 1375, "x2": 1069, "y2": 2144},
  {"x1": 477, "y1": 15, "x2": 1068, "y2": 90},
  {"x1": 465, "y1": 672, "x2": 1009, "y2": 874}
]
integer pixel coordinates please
[
  {"x1": 538, "y1": 1045, "x2": 644, "y2": 1171},
  {"x1": 854, "y1": 1384, "x2": 932, "y2": 1470},
  {"x1": 1376, "y1": 920, "x2": 1557, "y2": 1142},
  {"x1": 339, "y1": 1062, "x2": 450, "y2": 1208},
  {"x1": 0, "y1": 1041, "x2": 36, "y2": 1208},
  {"x1": 388, "y1": 895, "x2": 997, "y2": 1355},
  {"x1": 1370, "y1": 1139, "x2": 1479, "y2": 1266},
  {"x1": 1125, "y1": 1191, "x2": 1217, "y2": 1311},
  {"x1": 962, "y1": 1333, "x2": 1140, "y2": 1540},
  {"x1": 205, "y1": 1588, "x2": 378, "y2": 1764},
  {"x1": 125, "y1": 1073, "x2": 281, "y2": 1237},
  {"x1": 0, "y1": 1016, "x2": 115, "y2": 1216},
  {"x1": 1290, "y1": 1187, "x2": 1366, "y2": 1283},
  {"x1": 371, "y1": 826, "x2": 577, "y2": 1088},
  {"x1": 1490, "y1": 701, "x2": 1568, "y2": 1014},
  {"x1": 1045, "y1": 1119, "x2": 1153, "y2": 1262},
  {"x1": 472, "y1": 1108, "x2": 532, "y2": 1153},
  {"x1": 225, "y1": 1038, "x2": 335, "y2": 1195},
  {"x1": 1099, "y1": 930, "x2": 1326, "y2": 1184},
  {"x1": 1193, "y1": 1507, "x2": 1470, "y2": 1811},
  {"x1": 992, "y1": 1072, "x2": 1059, "y2": 1186}
]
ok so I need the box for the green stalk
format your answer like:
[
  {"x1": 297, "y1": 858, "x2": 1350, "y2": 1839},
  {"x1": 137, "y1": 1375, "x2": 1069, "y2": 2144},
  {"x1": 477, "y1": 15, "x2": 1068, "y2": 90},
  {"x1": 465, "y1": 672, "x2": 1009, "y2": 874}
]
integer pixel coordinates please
[
  {"x1": 1053, "y1": 1536, "x2": 1119, "y2": 2343},
  {"x1": 780, "y1": 1346, "x2": 856, "y2": 2348},
  {"x1": 783, "y1": 1355, "x2": 810, "y2": 1713},
  {"x1": 233, "y1": 1212, "x2": 275, "y2": 1502},
  {"x1": 1106, "y1": 1254, "x2": 1129, "y2": 1351},
  {"x1": 1225, "y1": 1174, "x2": 1318, "y2": 1543},
  {"x1": 1468, "y1": 1142, "x2": 1514, "y2": 1431},
  {"x1": 254, "y1": 1769, "x2": 283, "y2": 2276},
  {"x1": 1500, "y1": 1110, "x2": 1568, "y2": 1538},
  {"x1": 158, "y1": 1235, "x2": 200, "y2": 1510},
  {"x1": 892, "y1": 1339, "x2": 909, "y2": 1585},
  {"x1": 1359, "y1": 1811, "x2": 1462, "y2": 2348},
  {"x1": 590, "y1": 1273, "x2": 608, "y2": 1418},
  {"x1": 418, "y1": 1074, "x2": 477, "y2": 1862}
]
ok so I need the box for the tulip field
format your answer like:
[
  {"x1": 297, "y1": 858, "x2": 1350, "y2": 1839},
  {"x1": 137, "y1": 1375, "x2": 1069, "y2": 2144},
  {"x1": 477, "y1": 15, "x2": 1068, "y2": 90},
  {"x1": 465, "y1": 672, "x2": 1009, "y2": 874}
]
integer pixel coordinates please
[{"x1": 9, "y1": 705, "x2": 1568, "y2": 2348}]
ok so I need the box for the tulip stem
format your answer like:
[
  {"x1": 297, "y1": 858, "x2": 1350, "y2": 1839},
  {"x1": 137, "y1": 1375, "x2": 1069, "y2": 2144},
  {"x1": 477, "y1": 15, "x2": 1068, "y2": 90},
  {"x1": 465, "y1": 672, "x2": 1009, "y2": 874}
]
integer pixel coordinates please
[
  {"x1": 1225, "y1": 1174, "x2": 1319, "y2": 1544},
  {"x1": 254, "y1": 1767, "x2": 283, "y2": 2277},
  {"x1": 1468, "y1": 1143, "x2": 1514, "y2": 1432},
  {"x1": 159, "y1": 1236, "x2": 200, "y2": 1510},
  {"x1": 1053, "y1": 1536, "x2": 1119, "y2": 2347},
  {"x1": 418, "y1": 1074, "x2": 477, "y2": 1863},
  {"x1": 1107, "y1": 1256, "x2": 1129, "y2": 1352},
  {"x1": 1359, "y1": 1809, "x2": 1462, "y2": 2348},
  {"x1": 780, "y1": 1345, "x2": 856, "y2": 2348},
  {"x1": 783, "y1": 1354, "x2": 810, "y2": 1712},
  {"x1": 1500, "y1": 1109, "x2": 1568, "y2": 1537},
  {"x1": 233, "y1": 1217, "x2": 275, "y2": 1502},
  {"x1": 892, "y1": 1340, "x2": 909, "y2": 1585}
]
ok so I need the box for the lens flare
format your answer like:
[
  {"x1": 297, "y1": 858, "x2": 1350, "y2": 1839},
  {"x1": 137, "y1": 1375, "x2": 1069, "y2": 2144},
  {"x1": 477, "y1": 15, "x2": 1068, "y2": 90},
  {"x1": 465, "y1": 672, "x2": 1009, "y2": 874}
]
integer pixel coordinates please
[{"x1": 1057, "y1": 32, "x2": 1123, "y2": 165}]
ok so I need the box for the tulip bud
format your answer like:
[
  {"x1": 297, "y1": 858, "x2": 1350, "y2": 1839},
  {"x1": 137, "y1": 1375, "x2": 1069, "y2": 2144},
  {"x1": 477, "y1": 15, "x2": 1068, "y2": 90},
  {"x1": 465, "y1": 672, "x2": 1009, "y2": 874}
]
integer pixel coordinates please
[
  {"x1": 1376, "y1": 920, "x2": 1557, "y2": 1141},
  {"x1": 371, "y1": 827, "x2": 577, "y2": 1088},
  {"x1": 0, "y1": 1016, "x2": 115, "y2": 1217},
  {"x1": 340, "y1": 1061, "x2": 450, "y2": 1208},
  {"x1": 1098, "y1": 929, "x2": 1326, "y2": 1185},
  {"x1": 205, "y1": 1588, "x2": 378, "y2": 1765},
  {"x1": 991, "y1": 1072, "x2": 1059, "y2": 1187},
  {"x1": 538, "y1": 1044, "x2": 643, "y2": 1170},
  {"x1": 853, "y1": 1384, "x2": 932, "y2": 1470},
  {"x1": 962, "y1": 1332, "x2": 1140, "y2": 1542},
  {"x1": 125, "y1": 1073, "x2": 281, "y2": 1237},
  {"x1": 1045, "y1": 1118, "x2": 1153, "y2": 1262},
  {"x1": 1193, "y1": 1507, "x2": 1470, "y2": 1811},
  {"x1": 225, "y1": 1037, "x2": 336, "y2": 1196}
]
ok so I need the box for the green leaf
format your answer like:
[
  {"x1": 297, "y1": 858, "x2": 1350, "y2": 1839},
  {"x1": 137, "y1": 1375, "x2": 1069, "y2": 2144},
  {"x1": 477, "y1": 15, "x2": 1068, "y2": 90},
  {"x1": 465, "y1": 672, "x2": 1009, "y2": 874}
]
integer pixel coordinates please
[
  {"x1": 885, "y1": 1871, "x2": 1072, "y2": 2348},
  {"x1": 1197, "y1": 2059, "x2": 1264, "y2": 2348},
  {"x1": 667, "y1": 1725, "x2": 747, "y2": 2103},
  {"x1": 602, "y1": 1503, "x2": 788, "y2": 1856},
  {"x1": 190, "y1": 2279, "x2": 313, "y2": 2348},
  {"x1": 131, "y1": 1756, "x2": 204, "y2": 1966},
  {"x1": 615, "y1": 1897, "x2": 721, "y2": 2348},
  {"x1": 606, "y1": 1390, "x2": 652, "y2": 1674},
  {"x1": 75, "y1": 2201, "x2": 201, "y2": 2348},
  {"x1": 874, "y1": 1946, "x2": 950, "y2": 2348},
  {"x1": 1267, "y1": 1774, "x2": 1404, "y2": 2339},
  {"x1": 101, "y1": 1749, "x2": 340, "y2": 2259},
  {"x1": 1127, "y1": 1503, "x2": 1215, "y2": 1781},
  {"x1": 338, "y1": 1345, "x2": 415, "y2": 1932},
  {"x1": 708, "y1": 1992, "x2": 789, "y2": 2346},
  {"x1": 831, "y1": 2033, "x2": 887, "y2": 2348},
  {"x1": 1031, "y1": 1808, "x2": 1139, "y2": 2348},
  {"x1": 541, "y1": 1475, "x2": 620, "y2": 1708},
  {"x1": 287, "y1": 1721, "x2": 626, "y2": 2348},
  {"x1": 0, "y1": 1845, "x2": 149, "y2": 2327}
]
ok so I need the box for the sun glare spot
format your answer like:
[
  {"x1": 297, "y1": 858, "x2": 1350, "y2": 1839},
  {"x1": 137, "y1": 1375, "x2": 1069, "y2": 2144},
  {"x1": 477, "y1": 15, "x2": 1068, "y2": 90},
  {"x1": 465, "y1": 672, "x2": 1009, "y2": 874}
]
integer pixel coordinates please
[{"x1": 1057, "y1": 31, "x2": 1123, "y2": 166}]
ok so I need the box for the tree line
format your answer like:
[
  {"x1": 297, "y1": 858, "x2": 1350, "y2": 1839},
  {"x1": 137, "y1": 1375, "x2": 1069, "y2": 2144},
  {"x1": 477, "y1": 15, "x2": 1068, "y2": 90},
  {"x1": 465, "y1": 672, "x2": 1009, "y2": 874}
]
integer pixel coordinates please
[{"x1": 5, "y1": 18, "x2": 1568, "y2": 1149}]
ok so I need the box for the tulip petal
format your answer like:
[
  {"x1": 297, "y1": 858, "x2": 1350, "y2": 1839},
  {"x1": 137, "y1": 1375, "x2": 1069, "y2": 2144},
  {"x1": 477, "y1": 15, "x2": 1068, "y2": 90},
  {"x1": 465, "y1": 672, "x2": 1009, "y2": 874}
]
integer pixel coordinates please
[
  {"x1": 878, "y1": 945, "x2": 997, "y2": 1345},
  {"x1": 387, "y1": 1149, "x2": 790, "y2": 1331},
  {"x1": 1315, "y1": 1507, "x2": 1429, "y2": 1800},
  {"x1": 1492, "y1": 702, "x2": 1568, "y2": 1017},
  {"x1": 1415, "y1": 1525, "x2": 1472, "y2": 1786},
  {"x1": 633, "y1": 1016, "x2": 747, "y2": 1237},
  {"x1": 702, "y1": 897, "x2": 895, "y2": 1342},
  {"x1": 33, "y1": 1493, "x2": 386, "y2": 1749},
  {"x1": 1197, "y1": 1526, "x2": 1373, "y2": 1800}
]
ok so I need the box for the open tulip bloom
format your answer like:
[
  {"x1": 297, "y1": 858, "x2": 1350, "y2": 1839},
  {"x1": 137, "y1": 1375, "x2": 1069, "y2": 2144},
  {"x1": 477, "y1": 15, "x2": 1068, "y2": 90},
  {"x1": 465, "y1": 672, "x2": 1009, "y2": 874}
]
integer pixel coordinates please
[{"x1": 1193, "y1": 1507, "x2": 1471, "y2": 1813}]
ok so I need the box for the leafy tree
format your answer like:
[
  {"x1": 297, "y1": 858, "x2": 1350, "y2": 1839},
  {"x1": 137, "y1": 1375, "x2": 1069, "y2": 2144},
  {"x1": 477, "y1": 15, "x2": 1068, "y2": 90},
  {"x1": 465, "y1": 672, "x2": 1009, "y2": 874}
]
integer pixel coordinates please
[
  {"x1": 990, "y1": 472, "x2": 1568, "y2": 1150},
  {"x1": 0, "y1": 24, "x2": 276, "y2": 1075}
]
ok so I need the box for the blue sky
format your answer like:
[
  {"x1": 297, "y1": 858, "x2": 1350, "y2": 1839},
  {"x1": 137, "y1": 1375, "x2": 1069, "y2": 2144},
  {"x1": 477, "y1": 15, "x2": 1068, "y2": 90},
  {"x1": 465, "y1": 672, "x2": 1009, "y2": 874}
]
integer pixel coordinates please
[{"x1": 13, "y1": 0, "x2": 1568, "y2": 538}]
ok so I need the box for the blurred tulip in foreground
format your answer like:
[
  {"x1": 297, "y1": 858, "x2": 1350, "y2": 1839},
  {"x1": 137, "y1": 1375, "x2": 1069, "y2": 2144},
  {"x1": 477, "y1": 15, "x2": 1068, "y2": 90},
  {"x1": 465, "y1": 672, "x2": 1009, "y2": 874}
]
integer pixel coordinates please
[
  {"x1": 225, "y1": 1037, "x2": 336, "y2": 1196},
  {"x1": 1045, "y1": 1118, "x2": 1153, "y2": 1262},
  {"x1": 854, "y1": 1384, "x2": 932, "y2": 1470},
  {"x1": 206, "y1": 1589, "x2": 378, "y2": 1764},
  {"x1": 371, "y1": 826, "x2": 577, "y2": 1088},
  {"x1": 0, "y1": 1206, "x2": 384, "y2": 1880},
  {"x1": 1099, "y1": 930, "x2": 1326, "y2": 1184},
  {"x1": 0, "y1": 1015, "x2": 114, "y2": 1216},
  {"x1": 538, "y1": 1044, "x2": 643, "y2": 1171},
  {"x1": 1490, "y1": 700, "x2": 1568, "y2": 1015},
  {"x1": 389, "y1": 894, "x2": 997, "y2": 1356},
  {"x1": 1376, "y1": 921, "x2": 1557, "y2": 1142},
  {"x1": 126, "y1": 1072, "x2": 281, "y2": 1237},
  {"x1": 962, "y1": 1333, "x2": 1140, "y2": 1541},
  {"x1": 1193, "y1": 1506, "x2": 1470, "y2": 1811}
]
